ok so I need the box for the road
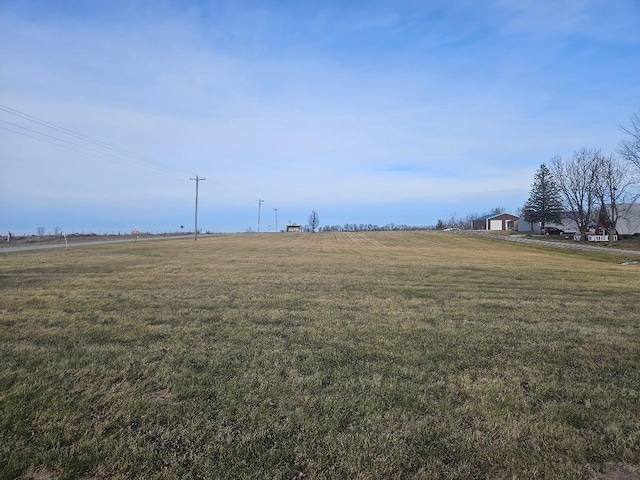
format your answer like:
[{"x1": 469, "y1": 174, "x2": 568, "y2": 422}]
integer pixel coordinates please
[
  {"x1": 462, "y1": 230, "x2": 640, "y2": 257},
  {"x1": 0, "y1": 235, "x2": 195, "y2": 253}
]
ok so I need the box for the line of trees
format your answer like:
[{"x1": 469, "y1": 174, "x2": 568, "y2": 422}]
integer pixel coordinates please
[
  {"x1": 35, "y1": 226, "x2": 63, "y2": 236},
  {"x1": 524, "y1": 110, "x2": 640, "y2": 244},
  {"x1": 320, "y1": 223, "x2": 433, "y2": 232}
]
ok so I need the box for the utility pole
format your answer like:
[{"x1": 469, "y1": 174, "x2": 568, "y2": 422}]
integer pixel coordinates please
[
  {"x1": 256, "y1": 199, "x2": 264, "y2": 232},
  {"x1": 190, "y1": 176, "x2": 205, "y2": 240},
  {"x1": 273, "y1": 208, "x2": 279, "y2": 232}
]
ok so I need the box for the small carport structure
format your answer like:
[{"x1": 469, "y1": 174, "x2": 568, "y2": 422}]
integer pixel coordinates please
[{"x1": 286, "y1": 224, "x2": 303, "y2": 232}]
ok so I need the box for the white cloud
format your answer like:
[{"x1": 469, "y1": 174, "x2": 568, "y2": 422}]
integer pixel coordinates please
[
  {"x1": 1, "y1": 1, "x2": 638, "y2": 232},
  {"x1": 495, "y1": 0, "x2": 640, "y2": 43}
]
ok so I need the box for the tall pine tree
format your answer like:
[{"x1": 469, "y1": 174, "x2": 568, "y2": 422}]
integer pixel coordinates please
[{"x1": 526, "y1": 163, "x2": 564, "y2": 228}]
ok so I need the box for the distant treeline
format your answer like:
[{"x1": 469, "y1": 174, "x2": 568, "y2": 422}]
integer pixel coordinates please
[
  {"x1": 317, "y1": 212, "x2": 483, "y2": 232},
  {"x1": 319, "y1": 223, "x2": 433, "y2": 232}
]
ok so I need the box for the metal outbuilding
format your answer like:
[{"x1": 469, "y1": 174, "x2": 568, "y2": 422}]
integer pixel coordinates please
[{"x1": 472, "y1": 213, "x2": 518, "y2": 231}]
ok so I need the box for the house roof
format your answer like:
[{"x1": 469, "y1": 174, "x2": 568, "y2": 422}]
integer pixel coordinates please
[{"x1": 475, "y1": 212, "x2": 517, "y2": 220}]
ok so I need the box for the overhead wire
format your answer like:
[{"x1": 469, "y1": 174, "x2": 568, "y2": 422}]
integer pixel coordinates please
[
  {"x1": 0, "y1": 122, "x2": 172, "y2": 171},
  {"x1": 0, "y1": 103, "x2": 193, "y2": 180}
]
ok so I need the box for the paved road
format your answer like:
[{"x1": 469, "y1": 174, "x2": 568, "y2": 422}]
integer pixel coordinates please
[
  {"x1": 462, "y1": 230, "x2": 640, "y2": 258},
  {"x1": 0, "y1": 235, "x2": 195, "y2": 253}
]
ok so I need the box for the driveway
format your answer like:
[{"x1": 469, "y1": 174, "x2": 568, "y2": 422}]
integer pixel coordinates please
[{"x1": 461, "y1": 231, "x2": 640, "y2": 257}]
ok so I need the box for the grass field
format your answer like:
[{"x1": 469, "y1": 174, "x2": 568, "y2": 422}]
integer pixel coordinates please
[{"x1": 1, "y1": 231, "x2": 639, "y2": 479}]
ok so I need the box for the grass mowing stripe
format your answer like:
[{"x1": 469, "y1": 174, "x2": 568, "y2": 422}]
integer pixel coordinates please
[{"x1": 1, "y1": 231, "x2": 638, "y2": 478}]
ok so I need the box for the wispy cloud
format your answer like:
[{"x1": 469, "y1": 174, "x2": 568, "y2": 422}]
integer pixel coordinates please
[
  {"x1": 495, "y1": 0, "x2": 640, "y2": 43},
  {"x1": 1, "y1": 0, "x2": 639, "y2": 232}
]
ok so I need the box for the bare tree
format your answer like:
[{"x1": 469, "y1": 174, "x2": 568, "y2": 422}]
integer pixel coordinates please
[
  {"x1": 487, "y1": 206, "x2": 506, "y2": 216},
  {"x1": 37, "y1": 226, "x2": 45, "y2": 237},
  {"x1": 619, "y1": 110, "x2": 640, "y2": 171},
  {"x1": 308, "y1": 210, "x2": 319, "y2": 233},
  {"x1": 463, "y1": 213, "x2": 478, "y2": 230},
  {"x1": 550, "y1": 148, "x2": 601, "y2": 242},
  {"x1": 444, "y1": 212, "x2": 477, "y2": 230},
  {"x1": 595, "y1": 153, "x2": 639, "y2": 245}
]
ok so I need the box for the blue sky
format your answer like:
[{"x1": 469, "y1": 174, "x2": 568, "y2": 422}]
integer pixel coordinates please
[{"x1": 1, "y1": 0, "x2": 639, "y2": 234}]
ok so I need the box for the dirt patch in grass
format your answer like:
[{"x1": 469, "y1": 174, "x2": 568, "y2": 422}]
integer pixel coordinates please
[{"x1": 589, "y1": 463, "x2": 640, "y2": 479}]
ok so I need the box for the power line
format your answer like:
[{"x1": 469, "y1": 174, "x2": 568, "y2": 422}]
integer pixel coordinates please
[
  {"x1": 0, "y1": 119, "x2": 151, "y2": 166},
  {"x1": 0, "y1": 123, "x2": 159, "y2": 167},
  {"x1": 0, "y1": 104, "x2": 189, "y2": 179},
  {"x1": 0, "y1": 104, "x2": 152, "y2": 164}
]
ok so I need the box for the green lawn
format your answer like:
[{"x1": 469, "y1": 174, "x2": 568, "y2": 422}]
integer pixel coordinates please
[{"x1": 1, "y1": 232, "x2": 638, "y2": 479}]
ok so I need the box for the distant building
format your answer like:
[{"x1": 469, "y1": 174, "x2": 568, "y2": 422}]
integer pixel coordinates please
[
  {"x1": 472, "y1": 213, "x2": 518, "y2": 231},
  {"x1": 518, "y1": 205, "x2": 640, "y2": 235},
  {"x1": 517, "y1": 211, "x2": 579, "y2": 233},
  {"x1": 286, "y1": 224, "x2": 302, "y2": 233},
  {"x1": 609, "y1": 203, "x2": 640, "y2": 236}
]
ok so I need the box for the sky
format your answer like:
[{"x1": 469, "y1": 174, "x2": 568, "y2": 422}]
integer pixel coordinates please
[{"x1": 1, "y1": 0, "x2": 639, "y2": 234}]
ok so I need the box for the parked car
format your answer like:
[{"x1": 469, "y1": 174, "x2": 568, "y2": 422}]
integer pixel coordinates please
[{"x1": 540, "y1": 226, "x2": 564, "y2": 235}]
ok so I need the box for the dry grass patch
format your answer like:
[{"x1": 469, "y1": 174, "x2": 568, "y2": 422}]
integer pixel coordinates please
[{"x1": 1, "y1": 231, "x2": 639, "y2": 479}]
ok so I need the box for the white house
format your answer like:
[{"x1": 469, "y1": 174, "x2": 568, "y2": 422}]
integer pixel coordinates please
[
  {"x1": 610, "y1": 203, "x2": 640, "y2": 236},
  {"x1": 517, "y1": 211, "x2": 578, "y2": 233}
]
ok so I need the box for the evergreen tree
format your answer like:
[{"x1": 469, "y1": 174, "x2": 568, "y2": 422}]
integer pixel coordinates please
[{"x1": 526, "y1": 164, "x2": 564, "y2": 228}]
